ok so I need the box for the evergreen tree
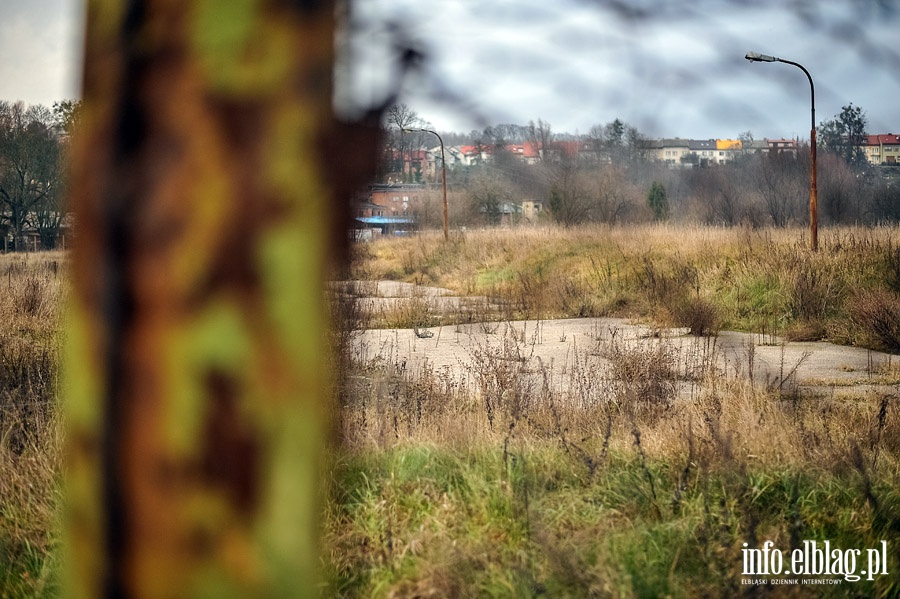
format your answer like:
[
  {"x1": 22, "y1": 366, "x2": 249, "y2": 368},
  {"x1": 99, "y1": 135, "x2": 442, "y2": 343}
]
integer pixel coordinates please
[
  {"x1": 648, "y1": 181, "x2": 669, "y2": 221},
  {"x1": 818, "y1": 103, "x2": 868, "y2": 169}
]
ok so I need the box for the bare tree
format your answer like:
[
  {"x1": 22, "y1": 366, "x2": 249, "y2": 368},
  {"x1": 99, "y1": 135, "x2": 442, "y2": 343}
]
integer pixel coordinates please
[
  {"x1": 818, "y1": 152, "x2": 860, "y2": 224},
  {"x1": 586, "y1": 124, "x2": 608, "y2": 163},
  {"x1": 751, "y1": 151, "x2": 805, "y2": 227},
  {"x1": 545, "y1": 162, "x2": 590, "y2": 226},
  {"x1": 34, "y1": 101, "x2": 82, "y2": 248},
  {"x1": 467, "y1": 171, "x2": 514, "y2": 226},
  {"x1": 738, "y1": 130, "x2": 755, "y2": 157},
  {"x1": 690, "y1": 164, "x2": 749, "y2": 226},
  {"x1": 585, "y1": 165, "x2": 638, "y2": 224},
  {"x1": 587, "y1": 118, "x2": 646, "y2": 164},
  {"x1": 869, "y1": 179, "x2": 900, "y2": 222},
  {"x1": 385, "y1": 103, "x2": 425, "y2": 180},
  {"x1": 0, "y1": 101, "x2": 61, "y2": 250},
  {"x1": 528, "y1": 118, "x2": 553, "y2": 162}
]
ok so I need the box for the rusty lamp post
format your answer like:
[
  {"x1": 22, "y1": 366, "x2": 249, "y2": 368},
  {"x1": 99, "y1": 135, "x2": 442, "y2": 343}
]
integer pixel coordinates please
[
  {"x1": 745, "y1": 51, "x2": 818, "y2": 251},
  {"x1": 404, "y1": 128, "x2": 448, "y2": 241}
]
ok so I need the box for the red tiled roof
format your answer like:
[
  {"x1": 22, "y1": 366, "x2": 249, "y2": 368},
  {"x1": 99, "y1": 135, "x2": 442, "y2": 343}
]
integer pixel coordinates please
[
  {"x1": 460, "y1": 145, "x2": 487, "y2": 156},
  {"x1": 505, "y1": 142, "x2": 541, "y2": 158},
  {"x1": 865, "y1": 134, "x2": 900, "y2": 145}
]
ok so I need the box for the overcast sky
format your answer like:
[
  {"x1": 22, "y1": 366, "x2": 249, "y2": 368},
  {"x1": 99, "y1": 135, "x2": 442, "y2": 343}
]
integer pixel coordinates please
[
  {"x1": 3, "y1": 0, "x2": 899, "y2": 140},
  {"x1": 0, "y1": 0, "x2": 83, "y2": 111},
  {"x1": 341, "y1": 0, "x2": 900, "y2": 139}
]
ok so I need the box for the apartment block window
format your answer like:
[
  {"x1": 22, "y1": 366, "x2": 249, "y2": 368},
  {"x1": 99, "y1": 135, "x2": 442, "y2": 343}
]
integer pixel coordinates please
[{"x1": 392, "y1": 196, "x2": 399, "y2": 202}]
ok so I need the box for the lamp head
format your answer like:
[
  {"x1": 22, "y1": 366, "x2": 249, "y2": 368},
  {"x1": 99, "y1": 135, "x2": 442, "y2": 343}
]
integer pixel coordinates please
[{"x1": 745, "y1": 51, "x2": 777, "y2": 63}]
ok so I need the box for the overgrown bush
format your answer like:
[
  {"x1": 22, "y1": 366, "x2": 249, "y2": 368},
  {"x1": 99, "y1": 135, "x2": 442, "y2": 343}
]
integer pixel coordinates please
[
  {"x1": 672, "y1": 295, "x2": 720, "y2": 336},
  {"x1": 848, "y1": 289, "x2": 900, "y2": 352},
  {"x1": 784, "y1": 257, "x2": 844, "y2": 323},
  {"x1": 599, "y1": 333, "x2": 678, "y2": 420}
]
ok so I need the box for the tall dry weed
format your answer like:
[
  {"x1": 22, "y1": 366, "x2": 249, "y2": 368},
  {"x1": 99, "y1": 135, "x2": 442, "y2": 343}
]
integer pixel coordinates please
[
  {"x1": 331, "y1": 225, "x2": 900, "y2": 597},
  {"x1": 0, "y1": 253, "x2": 65, "y2": 597}
]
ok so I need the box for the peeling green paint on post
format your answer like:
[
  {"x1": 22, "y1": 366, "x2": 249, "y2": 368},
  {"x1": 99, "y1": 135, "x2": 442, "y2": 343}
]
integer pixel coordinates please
[
  {"x1": 191, "y1": 0, "x2": 295, "y2": 95},
  {"x1": 166, "y1": 301, "x2": 254, "y2": 455}
]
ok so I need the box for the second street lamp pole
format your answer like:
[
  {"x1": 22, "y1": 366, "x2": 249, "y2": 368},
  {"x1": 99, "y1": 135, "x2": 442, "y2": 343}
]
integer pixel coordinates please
[
  {"x1": 745, "y1": 51, "x2": 818, "y2": 251},
  {"x1": 404, "y1": 128, "x2": 449, "y2": 241}
]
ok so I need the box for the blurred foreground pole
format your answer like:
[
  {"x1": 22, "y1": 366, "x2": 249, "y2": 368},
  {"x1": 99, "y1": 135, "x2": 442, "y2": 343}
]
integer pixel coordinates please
[{"x1": 64, "y1": 0, "x2": 344, "y2": 596}]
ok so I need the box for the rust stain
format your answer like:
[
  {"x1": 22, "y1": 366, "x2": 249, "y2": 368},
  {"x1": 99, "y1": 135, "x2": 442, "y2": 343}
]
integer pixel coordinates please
[
  {"x1": 67, "y1": 0, "x2": 369, "y2": 594},
  {"x1": 188, "y1": 98, "x2": 285, "y2": 307},
  {"x1": 200, "y1": 369, "x2": 261, "y2": 516}
]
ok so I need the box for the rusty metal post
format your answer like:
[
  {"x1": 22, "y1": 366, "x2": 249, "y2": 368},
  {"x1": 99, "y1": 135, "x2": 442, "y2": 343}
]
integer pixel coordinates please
[
  {"x1": 403, "y1": 127, "x2": 448, "y2": 239},
  {"x1": 745, "y1": 51, "x2": 817, "y2": 251},
  {"x1": 810, "y1": 126, "x2": 818, "y2": 251},
  {"x1": 63, "y1": 1, "x2": 357, "y2": 596},
  {"x1": 439, "y1": 132, "x2": 449, "y2": 241}
]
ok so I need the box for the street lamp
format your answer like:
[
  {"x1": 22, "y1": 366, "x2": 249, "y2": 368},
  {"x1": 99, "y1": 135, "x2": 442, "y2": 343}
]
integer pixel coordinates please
[
  {"x1": 403, "y1": 128, "x2": 448, "y2": 241},
  {"x1": 745, "y1": 51, "x2": 818, "y2": 251}
]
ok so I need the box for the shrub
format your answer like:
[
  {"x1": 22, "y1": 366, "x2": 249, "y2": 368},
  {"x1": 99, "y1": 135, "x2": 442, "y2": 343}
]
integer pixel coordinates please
[
  {"x1": 784, "y1": 256, "x2": 843, "y2": 323},
  {"x1": 599, "y1": 334, "x2": 678, "y2": 420},
  {"x1": 672, "y1": 296, "x2": 720, "y2": 336},
  {"x1": 848, "y1": 289, "x2": 900, "y2": 352}
]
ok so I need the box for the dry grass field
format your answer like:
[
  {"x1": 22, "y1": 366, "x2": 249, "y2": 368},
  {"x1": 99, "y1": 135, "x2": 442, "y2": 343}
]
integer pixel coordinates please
[
  {"x1": 0, "y1": 252, "x2": 64, "y2": 597},
  {"x1": 325, "y1": 225, "x2": 900, "y2": 598},
  {"x1": 350, "y1": 224, "x2": 900, "y2": 349},
  {"x1": 2, "y1": 225, "x2": 900, "y2": 597}
]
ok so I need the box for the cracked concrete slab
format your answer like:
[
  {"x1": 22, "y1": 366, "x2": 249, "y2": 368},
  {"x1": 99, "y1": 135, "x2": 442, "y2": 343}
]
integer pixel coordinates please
[{"x1": 352, "y1": 317, "x2": 900, "y2": 399}]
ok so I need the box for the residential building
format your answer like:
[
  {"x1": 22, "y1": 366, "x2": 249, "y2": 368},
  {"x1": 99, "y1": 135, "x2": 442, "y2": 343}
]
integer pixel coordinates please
[
  {"x1": 645, "y1": 138, "x2": 691, "y2": 167},
  {"x1": 521, "y1": 200, "x2": 543, "y2": 222},
  {"x1": 863, "y1": 134, "x2": 900, "y2": 165},
  {"x1": 389, "y1": 149, "x2": 429, "y2": 180},
  {"x1": 368, "y1": 183, "x2": 425, "y2": 216},
  {"x1": 744, "y1": 139, "x2": 770, "y2": 155},
  {"x1": 458, "y1": 145, "x2": 492, "y2": 166},
  {"x1": 351, "y1": 183, "x2": 421, "y2": 238},
  {"x1": 767, "y1": 138, "x2": 798, "y2": 154},
  {"x1": 645, "y1": 138, "x2": 743, "y2": 167},
  {"x1": 550, "y1": 140, "x2": 597, "y2": 163},
  {"x1": 715, "y1": 139, "x2": 742, "y2": 163},
  {"x1": 505, "y1": 142, "x2": 542, "y2": 164},
  {"x1": 688, "y1": 139, "x2": 718, "y2": 166}
]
